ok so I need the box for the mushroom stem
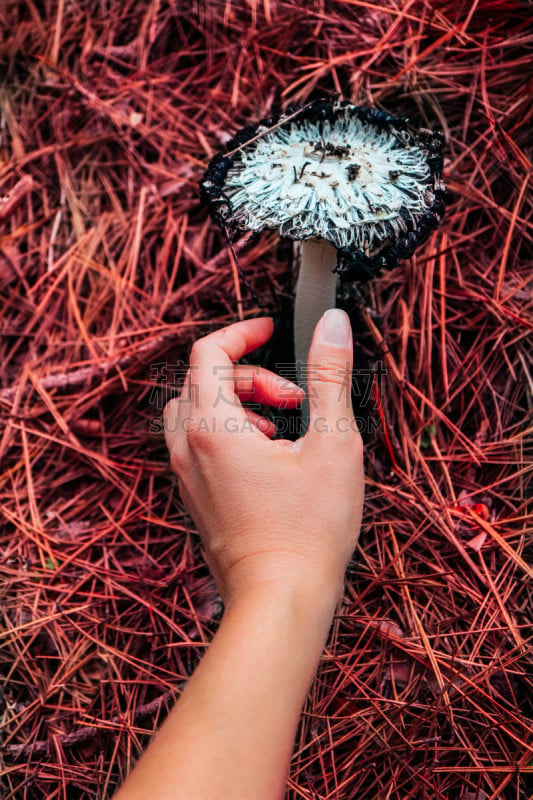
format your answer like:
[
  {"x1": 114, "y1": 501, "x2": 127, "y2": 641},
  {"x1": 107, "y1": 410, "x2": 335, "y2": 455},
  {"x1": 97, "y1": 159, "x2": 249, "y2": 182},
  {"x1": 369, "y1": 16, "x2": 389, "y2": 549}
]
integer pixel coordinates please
[{"x1": 294, "y1": 239, "x2": 339, "y2": 431}]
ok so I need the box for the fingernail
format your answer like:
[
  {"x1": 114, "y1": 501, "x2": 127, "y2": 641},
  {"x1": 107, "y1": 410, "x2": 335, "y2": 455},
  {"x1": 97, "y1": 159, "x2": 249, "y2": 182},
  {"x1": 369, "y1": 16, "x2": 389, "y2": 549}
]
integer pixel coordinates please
[{"x1": 320, "y1": 309, "x2": 352, "y2": 347}]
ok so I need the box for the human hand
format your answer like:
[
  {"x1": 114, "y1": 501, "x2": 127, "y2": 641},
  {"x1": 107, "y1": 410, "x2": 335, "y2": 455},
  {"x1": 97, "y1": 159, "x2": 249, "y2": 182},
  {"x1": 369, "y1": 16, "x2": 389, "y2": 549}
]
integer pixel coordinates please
[{"x1": 164, "y1": 309, "x2": 364, "y2": 607}]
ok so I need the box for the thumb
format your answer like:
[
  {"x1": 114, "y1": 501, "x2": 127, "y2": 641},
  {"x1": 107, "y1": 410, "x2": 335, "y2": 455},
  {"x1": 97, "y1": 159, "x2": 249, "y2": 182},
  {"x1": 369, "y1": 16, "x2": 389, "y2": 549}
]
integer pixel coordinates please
[{"x1": 305, "y1": 309, "x2": 354, "y2": 436}]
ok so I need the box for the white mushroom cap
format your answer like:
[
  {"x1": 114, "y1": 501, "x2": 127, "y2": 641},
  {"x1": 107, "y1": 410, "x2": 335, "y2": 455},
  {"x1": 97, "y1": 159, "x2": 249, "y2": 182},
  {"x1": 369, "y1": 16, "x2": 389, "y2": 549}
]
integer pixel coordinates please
[
  {"x1": 221, "y1": 112, "x2": 433, "y2": 251},
  {"x1": 201, "y1": 100, "x2": 445, "y2": 277}
]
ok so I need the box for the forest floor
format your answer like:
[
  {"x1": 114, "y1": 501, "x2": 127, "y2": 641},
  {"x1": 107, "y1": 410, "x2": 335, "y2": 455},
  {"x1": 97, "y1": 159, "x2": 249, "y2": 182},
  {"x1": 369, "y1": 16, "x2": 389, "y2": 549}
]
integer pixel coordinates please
[{"x1": 1, "y1": 2, "x2": 532, "y2": 798}]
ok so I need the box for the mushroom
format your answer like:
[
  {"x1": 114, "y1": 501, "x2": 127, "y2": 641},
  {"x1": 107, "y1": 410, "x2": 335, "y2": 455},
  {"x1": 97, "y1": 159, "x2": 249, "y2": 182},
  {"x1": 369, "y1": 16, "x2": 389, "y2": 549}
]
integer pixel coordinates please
[{"x1": 201, "y1": 99, "x2": 445, "y2": 429}]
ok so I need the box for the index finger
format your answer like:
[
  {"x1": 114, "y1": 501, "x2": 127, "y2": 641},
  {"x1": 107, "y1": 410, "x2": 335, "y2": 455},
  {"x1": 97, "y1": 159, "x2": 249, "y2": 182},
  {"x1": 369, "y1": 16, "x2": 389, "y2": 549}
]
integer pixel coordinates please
[{"x1": 188, "y1": 317, "x2": 274, "y2": 418}]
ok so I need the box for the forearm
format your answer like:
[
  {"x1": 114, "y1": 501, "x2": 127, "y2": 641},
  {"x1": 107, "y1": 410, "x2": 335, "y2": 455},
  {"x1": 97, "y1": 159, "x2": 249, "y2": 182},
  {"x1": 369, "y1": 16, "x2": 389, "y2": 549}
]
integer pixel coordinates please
[{"x1": 114, "y1": 579, "x2": 340, "y2": 800}]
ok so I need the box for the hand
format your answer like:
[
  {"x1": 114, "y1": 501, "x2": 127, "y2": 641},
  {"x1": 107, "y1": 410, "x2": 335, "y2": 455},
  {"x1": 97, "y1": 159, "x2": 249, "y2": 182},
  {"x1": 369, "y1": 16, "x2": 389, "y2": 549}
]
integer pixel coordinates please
[{"x1": 164, "y1": 309, "x2": 364, "y2": 607}]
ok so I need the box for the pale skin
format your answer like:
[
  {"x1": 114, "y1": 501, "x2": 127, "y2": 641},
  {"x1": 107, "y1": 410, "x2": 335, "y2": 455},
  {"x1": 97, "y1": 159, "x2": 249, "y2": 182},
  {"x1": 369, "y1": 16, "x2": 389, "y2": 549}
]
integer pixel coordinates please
[{"x1": 113, "y1": 308, "x2": 364, "y2": 800}]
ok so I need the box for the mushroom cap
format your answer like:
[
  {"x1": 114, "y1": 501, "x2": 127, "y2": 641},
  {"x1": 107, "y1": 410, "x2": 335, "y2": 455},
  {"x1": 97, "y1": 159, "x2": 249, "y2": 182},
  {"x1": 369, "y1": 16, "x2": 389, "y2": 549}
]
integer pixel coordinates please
[{"x1": 201, "y1": 99, "x2": 445, "y2": 280}]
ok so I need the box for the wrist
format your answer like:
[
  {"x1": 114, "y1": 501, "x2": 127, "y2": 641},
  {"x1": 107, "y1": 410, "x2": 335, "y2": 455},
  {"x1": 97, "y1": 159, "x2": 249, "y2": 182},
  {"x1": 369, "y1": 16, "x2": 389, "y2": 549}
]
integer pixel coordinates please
[
  {"x1": 221, "y1": 547, "x2": 346, "y2": 615},
  {"x1": 224, "y1": 570, "x2": 343, "y2": 630}
]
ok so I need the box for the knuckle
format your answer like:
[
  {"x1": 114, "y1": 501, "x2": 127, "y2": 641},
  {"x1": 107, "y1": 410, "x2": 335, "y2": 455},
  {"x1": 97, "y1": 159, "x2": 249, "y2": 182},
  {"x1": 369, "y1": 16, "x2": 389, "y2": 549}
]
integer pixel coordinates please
[
  {"x1": 343, "y1": 422, "x2": 363, "y2": 446},
  {"x1": 169, "y1": 443, "x2": 187, "y2": 475},
  {"x1": 163, "y1": 396, "x2": 179, "y2": 417},
  {"x1": 310, "y1": 361, "x2": 350, "y2": 386},
  {"x1": 187, "y1": 422, "x2": 215, "y2": 451},
  {"x1": 189, "y1": 339, "x2": 206, "y2": 362},
  {"x1": 234, "y1": 370, "x2": 253, "y2": 396},
  {"x1": 324, "y1": 430, "x2": 363, "y2": 475},
  {"x1": 222, "y1": 326, "x2": 246, "y2": 354},
  {"x1": 349, "y1": 429, "x2": 364, "y2": 459},
  {"x1": 331, "y1": 421, "x2": 364, "y2": 452},
  {"x1": 163, "y1": 399, "x2": 181, "y2": 441},
  {"x1": 344, "y1": 421, "x2": 363, "y2": 443}
]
